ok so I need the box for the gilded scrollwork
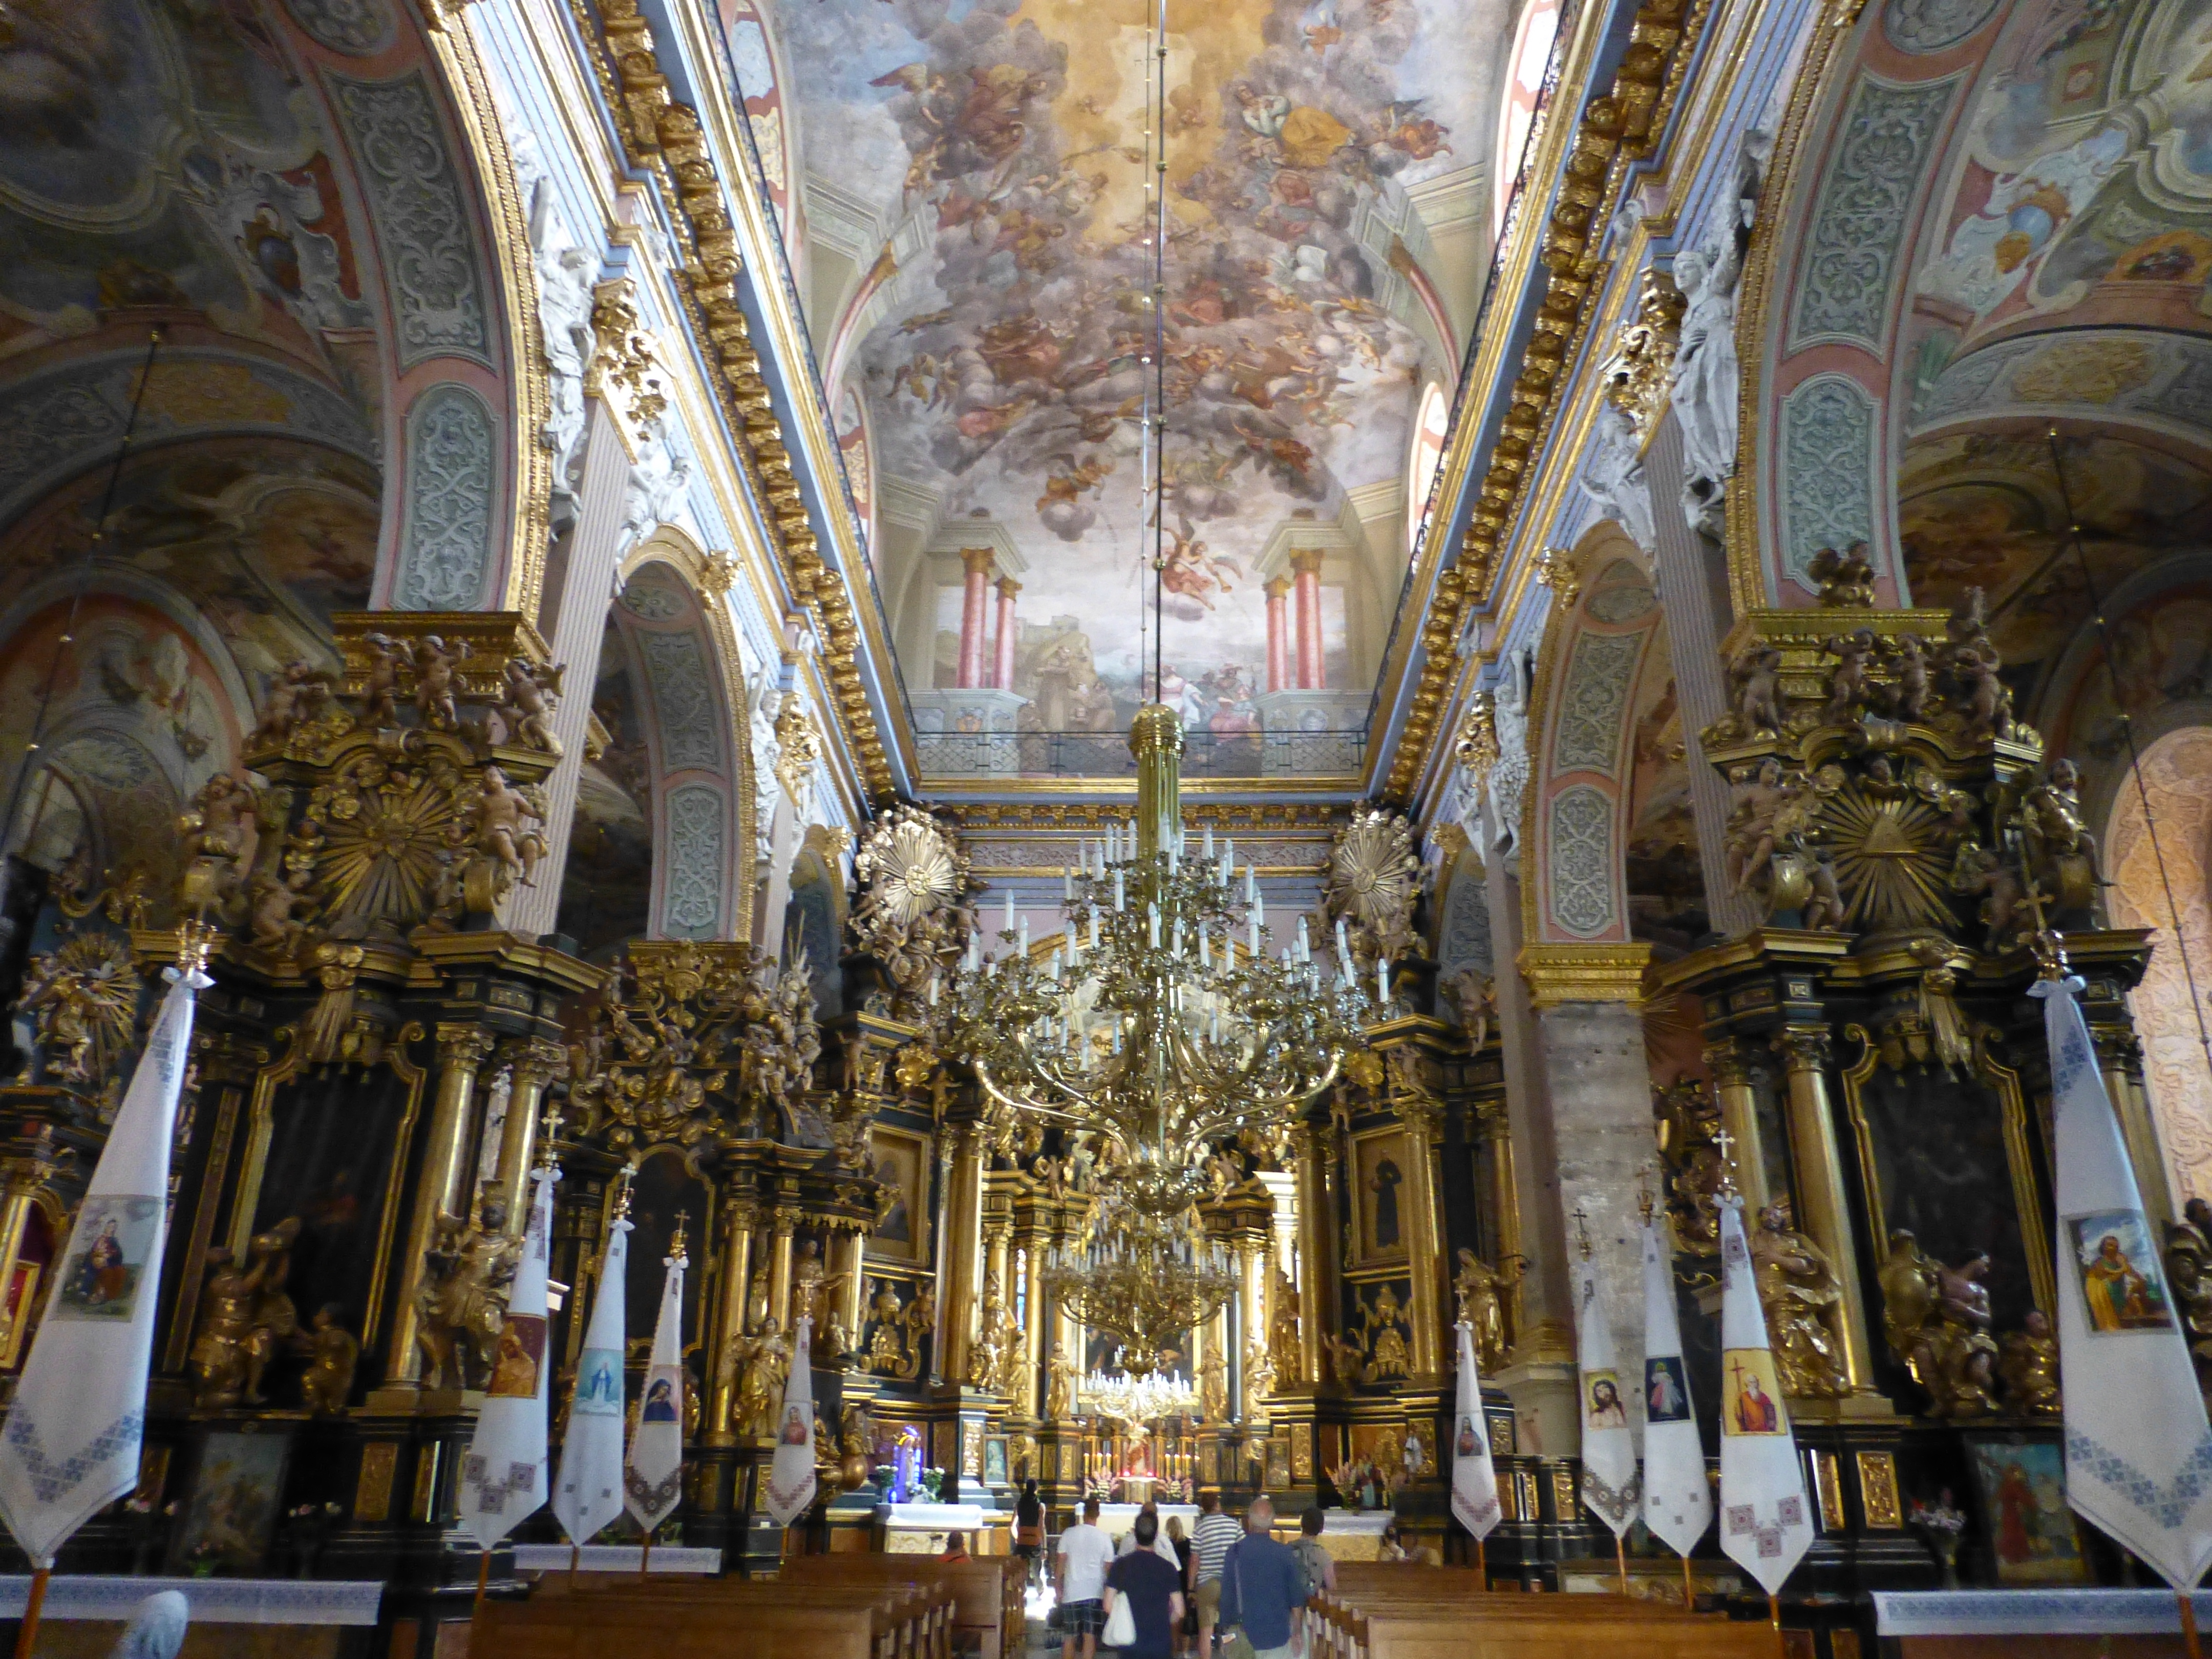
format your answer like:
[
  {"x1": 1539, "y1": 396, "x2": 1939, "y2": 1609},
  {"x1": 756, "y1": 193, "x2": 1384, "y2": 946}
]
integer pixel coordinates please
[
  {"x1": 1324, "y1": 806, "x2": 1423, "y2": 970},
  {"x1": 15, "y1": 932, "x2": 141, "y2": 1096}
]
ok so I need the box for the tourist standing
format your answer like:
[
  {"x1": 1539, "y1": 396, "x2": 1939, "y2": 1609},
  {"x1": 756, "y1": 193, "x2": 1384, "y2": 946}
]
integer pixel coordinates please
[
  {"x1": 1056, "y1": 1496, "x2": 1115, "y2": 1659},
  {"x1": 1162, "y1": 1517, "x2": 1192, "y2": 1656},
  {"x1": 1291, "y1": 1507, "x2": 1336, "y2": 1598},
  {"x1": 1188, "y1": 1490, "x2": 1243, "y2": 1655},
  {"x1": 1216, "y1": 1497, "x2": 1310, "y2": 1659},
  {"x1": 1016, "y1": 1479, "x2": 1045, "y2": 1583},
  {"x1": 1103, "y1": 1509, "x2": 1187, "y2": 1659}
]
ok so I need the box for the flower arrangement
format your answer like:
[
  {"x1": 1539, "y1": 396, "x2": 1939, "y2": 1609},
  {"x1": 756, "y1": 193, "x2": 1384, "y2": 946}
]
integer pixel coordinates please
[
  {"x1": 1909, "y1": 1491, "x2": 1969, "y2": 1590},
  {"x1": 1323, "y1": 1458, "x2": 1402, "y2": 1512},
  {"x1": 919, "y1": 1465, "x2": 949, "y2": 1502}
]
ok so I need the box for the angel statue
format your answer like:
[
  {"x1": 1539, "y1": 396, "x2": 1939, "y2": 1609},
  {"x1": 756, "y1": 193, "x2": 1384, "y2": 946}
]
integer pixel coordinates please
[{"x1": 498, "y1": 657, "x2": 565, "y2": 757}]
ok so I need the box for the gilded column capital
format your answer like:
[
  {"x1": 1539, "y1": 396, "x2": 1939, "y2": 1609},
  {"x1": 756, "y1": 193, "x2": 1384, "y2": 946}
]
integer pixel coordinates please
[
  {"x1": 959, "y1": 547, "x2": 997, "y2": 579},
  {"x1": 993, "y1": 576, "x2": 1021, "y2": 600},
  {"x1": 1773, "y1": 1025, "x2": 1833, "y2": 1073},
  {"x1": 1702, "y1": 1037, "x2": 1766, "y2": 1091},
  {"x1": 1288, "y1": 548, "x2": 1325, "y2": 577},
  {"x1": 1517, "y1": 942, "x2": 1652, "y2": 1008},
  {"x1": 2089, "y1": 1023, "x2": 2145, "y2": 1071},
  {"x1": 1264, "y1": 575, "x2": 1293, "y2": 601},
  {"x1": 434, "y1": 1023, "x2": 497, "y2": 1071},
  {"x1": 504, "y1": 1036, "x2": 569, "y2": 1089}
]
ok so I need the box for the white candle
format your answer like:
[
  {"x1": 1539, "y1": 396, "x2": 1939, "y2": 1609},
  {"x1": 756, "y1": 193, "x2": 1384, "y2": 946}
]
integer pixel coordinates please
[
  {"x1": 1378, "y1": 959, "x2": 1390, "y2": 1004},
  {"x1": 1004, "y1": 890, "x2": 1016, "y2": 933},
  {"x1": 1114, "y1": 871, "x2": 1125, "y2": 912},
  {"x1": 1064, "y1": 866, "x2": 1074, "y2": 903},
  {"x1": 1018, "y1": 917, "x2": 1029, "y2": 958},
  {"x1": 1335, "y1": 917, "x2": 1351, "y2": 965},
  {"x1": 1198, "y1": 924, "x2": 1210, "y2": 967},
  {"x1": 1147, "y1": 902, "x2": 1160, "y2": 949}
]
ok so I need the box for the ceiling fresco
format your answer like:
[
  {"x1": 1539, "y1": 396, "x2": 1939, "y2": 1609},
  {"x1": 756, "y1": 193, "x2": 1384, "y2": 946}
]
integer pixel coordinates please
[
  {"x1": 767, "y1": 0, "x2": 1479, "y2": 708},
  {"x1": 1899, "y1": 0, "x2": 2212, "y2": 707}
]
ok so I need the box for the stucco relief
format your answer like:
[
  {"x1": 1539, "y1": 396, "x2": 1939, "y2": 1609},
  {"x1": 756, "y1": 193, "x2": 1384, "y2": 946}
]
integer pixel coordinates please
[
  {"x1": 393, "y1": 383, "x2": 494, "y2": 610},
  {"x1": 1547, "y1": 784, "x2": 1616, "y2": 938},
  {"x1": 1781, "y1": 375, "x2": 1876, "y2": 592},
  {"x1": 331, "y1": 72, "x2": 493, "y2": 370},
  {"x1": 283, "y1": 0, "x2": 395, "y2": 56},
  {"x1": 1789, "y1": 77, "x2": 1956, "y2": 353},
  {"x1": 637, "y1": 630, "x2": 720, "y2": 771},
  {"x1": 662, "y1": 782, "x2": 727, "y2": 938},
  {"x1": 1551, "y1": 631, "x2": 1645, "y2": 777}
]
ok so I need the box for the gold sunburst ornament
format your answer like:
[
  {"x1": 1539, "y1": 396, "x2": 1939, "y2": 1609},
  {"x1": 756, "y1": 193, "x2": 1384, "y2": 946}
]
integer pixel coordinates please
[
  {"x1": 1820, "y1": 771, "x2": 1956, "y2": 933},
  {"x1": 850, "y1": 805, "x2": 978, "y2": 1008},
  {"x1": 1325, "y1": 806, "x2": 1423, "y2": 969}
]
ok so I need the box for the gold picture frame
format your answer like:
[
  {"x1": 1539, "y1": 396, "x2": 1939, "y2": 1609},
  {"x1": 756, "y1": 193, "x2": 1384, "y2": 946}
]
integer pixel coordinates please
[
  {"x1": 865, "y1": 1125, "x2": 933, "y2": 1266},
  {"x1": 1348, "y1": 1124, "x2": 1412, "y2": 1266}
]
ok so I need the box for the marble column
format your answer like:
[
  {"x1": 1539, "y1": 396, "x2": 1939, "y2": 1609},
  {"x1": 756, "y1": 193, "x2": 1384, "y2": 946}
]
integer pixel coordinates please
[
  {"x1": 705, "y1": 1197, "x2": 758, "y2": 1442},
  {"x1": 1705, "y1": 1036, "x2": 1773, "y2": 1215},
  {"x1": 1483, "y1": 859, "x2": 1577, "y2": 1447},
  {"x1": 992, "y1": 577, "x2": 1020, "y2": 692},
  {"x1": 1774, "y1": 1026, "x2": 1880, "y2": 1399},
  {"x1": 1518, "y1": 945, "x2": 1654, "y2": 1460},
  {"x1": 1399, "y1": 1093, "x2": 1448, "y2": 1379},
  {"x1": 383, "y1": 1024, "x2": 495, "y2": 1389},
  {"x1": 1645, "y1": 416, "x2": 1759, "y2": 935},
  {"x1": 1290, "y1": 1122, "x2": 1332, "y2": 1387},
  {"x1": 509, "y1": 398, "x2": 633, "y2": 937},
  {"x1": 1290, "y1": 550, "x2": 1324, "y2": 690},
  {"x1": 492, "y1": 1038, "x2": 564, "y2": 1236},
  {"x1": 937, "y1": 1125, "x2": 984, "y2": 1385},
  {"x1": 956, "y1": 549, "x2": 994, "y2": 689},
  {"x1": 1264, "y1": 578, "x2": 1292, "y2": 693}
]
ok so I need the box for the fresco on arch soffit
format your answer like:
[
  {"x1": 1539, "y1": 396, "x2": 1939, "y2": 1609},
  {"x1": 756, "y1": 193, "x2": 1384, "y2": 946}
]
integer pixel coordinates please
[{"x1": 765, "y1": 0, "x2": 1475, "y2": 740}]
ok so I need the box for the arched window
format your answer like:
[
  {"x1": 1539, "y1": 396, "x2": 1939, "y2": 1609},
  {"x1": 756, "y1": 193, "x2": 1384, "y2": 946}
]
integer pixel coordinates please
[
  {"x1": 1406, "y1": 381, "x2": 1451, "y2": 554},
  {"x1": 2107, "y1": 727, "x2": 2212, "y2": 1204},
  {"x1": 1494, "y1": 0, "x2": 1560, "y2": 239}
]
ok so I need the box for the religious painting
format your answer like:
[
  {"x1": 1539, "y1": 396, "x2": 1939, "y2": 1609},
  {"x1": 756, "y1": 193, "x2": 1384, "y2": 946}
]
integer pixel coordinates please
[
  {"x1": 1964, "y1": 1438, "x2": 2086, "y2": 1585},
  {"x1": 1485, "y1": 1409, "x2": 1516, "y2": 1456},
  {"x1": 52, "y1": 1195, "x2": 160, "y2": 1322},
  {"x1": 1584, "y1": 1370, "x2": 1628, "y2": 1429},
  {"x1": 1644, "y1": 1355, "x2": 1691, "y2": 1424},
  {"x1": 866, "y1": 1125, "x2": 932, "y2": 1266},
  {"x1": 1265, "y1": 1438, "x2": 1291, "y2": 1490},
  {"x1": 168, "y1": 1429, "x2": 291, "y2": 1576},
  {"x1": 251, "y1": 1062, "x2": 418, "y2": 1358},
  {"x1": 1721, "y1": 1349, "x2": 1788, "y2": 1436},
  {"x1": 625, "y1": 1148, "x2": 710, "y2": 1351},
  {"x1": 573, "y1": 1346, "x2": 625, "y2": 1419},
  {"x1": 1349, "y1": 1126, "x2": 1410, "y2": 1265},
  {"x1": 1452, "y1": 1413, "x2": 1487, "y2": 1460},
  {"x1": 2067, "y1": 1209, "x2": 2174, "y2": 1333},
  {"x1": 488, "y1": 1314, "x2": 546, "y2": 1398},
  {"x1": 983, "y1": 1435, "x2": 1009, "y2": 1486}
]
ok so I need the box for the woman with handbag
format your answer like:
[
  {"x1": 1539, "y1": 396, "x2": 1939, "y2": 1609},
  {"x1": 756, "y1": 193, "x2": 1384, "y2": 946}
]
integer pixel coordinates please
[
  {"x1": 1016, "y1": 1479, "x2": 1046, "y2": 1584},
  {"x1": 1102, "y1": 1510, "x2": 1185, "y2": 1657}
]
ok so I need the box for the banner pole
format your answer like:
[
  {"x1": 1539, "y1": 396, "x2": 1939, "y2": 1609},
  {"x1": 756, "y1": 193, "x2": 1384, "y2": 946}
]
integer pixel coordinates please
[
  {"x1": 472, "y1": 1550, "x2": 490, "y2": 1622},
  {"x1": 1679, "y1": 1550, "x2": 1694, "y2": 1611},
  {"x1": 1615, "y1": 1534, "x2": 1628, "y2": 1596},
  {"x1": 13, "y1": 1564, "x2": 50, "y2": 1659},
  {"x1": 2181, "y1": 1589, "x2": 2203, "y2": 1659}
]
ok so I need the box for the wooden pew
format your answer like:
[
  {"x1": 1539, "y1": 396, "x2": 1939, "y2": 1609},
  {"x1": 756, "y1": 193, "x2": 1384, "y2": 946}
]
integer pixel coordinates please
[
  {"x1": 1306, "y1": 1567, "x2": 1782, "y2": 1659},
  {"x1": 477, "y1": 1571, "x2": 954, "y2": 1659},
  {"x1": 783, "y1": 1552, "x2": 1026, "y2": 1658}
]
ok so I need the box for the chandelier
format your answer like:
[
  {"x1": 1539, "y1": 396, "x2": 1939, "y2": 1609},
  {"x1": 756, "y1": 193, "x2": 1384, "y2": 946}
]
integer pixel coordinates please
[
  {"x1": 1042, "y1": 1199, "x2": 1239, "y2": 1378},
  {"x1": 929, "y1": 706, "x2": 1372, "y2": 1217}
]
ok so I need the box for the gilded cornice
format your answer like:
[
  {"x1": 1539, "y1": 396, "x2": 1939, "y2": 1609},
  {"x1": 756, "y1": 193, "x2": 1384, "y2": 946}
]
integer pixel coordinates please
[
  {"x1": 572, "y1": 0, "x2": 895, "y2": 799},
  {"x1": 1380, "y1": 0, "x2": 1706, "y2": 804},
  {"x1": 935, "y1": 801, "x2": 1350, "y2": 834},
  {"x1": 1518, "y1": 942, "x2": 1654, "y2": 1008}
]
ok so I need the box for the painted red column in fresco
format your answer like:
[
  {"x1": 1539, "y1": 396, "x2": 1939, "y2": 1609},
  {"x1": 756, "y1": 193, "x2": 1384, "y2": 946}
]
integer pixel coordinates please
[
  {"x1": 956, "y1": 548, "x2": 994, "y2": 688},
  {"x1": 1291, "y1": 549, "x2": 1325, "y2": 691},
  {"x1": 992, "y1": 576, "x2": 1020, "y2": 691},
  {"x1": 1264, "y1": 577, "x2": 1291, "y2": 693}
]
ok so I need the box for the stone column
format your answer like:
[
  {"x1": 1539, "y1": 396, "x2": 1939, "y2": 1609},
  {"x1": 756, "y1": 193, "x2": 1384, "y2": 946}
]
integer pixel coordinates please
[
  {"x1": 1645, "y1": 416, "x2": 1759, "y2": 935},
  {"x1": 1399, "y1": 1093, "x2": 1448, "y2": 1378},
  {"x1": 937, "y1": 1125, "x2": 984, "y2": 1385},
  {"x1": 957, "y1": 549, "x2": 994, "y2": 689},
  {"x1": 1705, "y1": 1037, "x2": 1773, "y2": 1215},
  {"x1": 992, "y1": 577, "x2": 1020, "y2": 692},
  {"x1": 705, "y1": 1197, "x2": 758, "y2": 1443},
  {"x1": 1774, "y1": 1026, "x2": 1880, "y2": 1399},
  {"x1": 1483, "y1": 859, "x2": 1577, "y2": 1445},
  {"x1": 508, "y1": 397, "x2": 634, "y2": 937},
  {"x1": 1476, "y1": 1104, "x2": 1525, "y2": 1343},
  {"x1": 1290, "y1": 550, "x2": 1324, "y2": 690},
  {"x1": 1289, "y1": 1122, "x2": 1332, "y2": 1387},
  {"x1": 1518, "y1": 945, "x2": 1654, "y2": 1459},
  {"x1": 1264, "y1": 578, "x2": 1292, "y2": 694},
  {"x1": 492, "y1": 1038, "x2": 565, "y2": 1236},
  {"x1": 384, "y1": 1024, "x2": 495, "y2": 1389}
]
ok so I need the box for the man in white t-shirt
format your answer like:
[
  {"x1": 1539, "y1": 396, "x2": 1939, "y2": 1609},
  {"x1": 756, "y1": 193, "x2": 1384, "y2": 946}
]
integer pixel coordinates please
[
  {"x1": 1055, "y1": 1497, "x2": 1115, "y2": 1659},
  {"x1": 1114, "y1": 1498, "x2": 1181, "y2": 1564}
]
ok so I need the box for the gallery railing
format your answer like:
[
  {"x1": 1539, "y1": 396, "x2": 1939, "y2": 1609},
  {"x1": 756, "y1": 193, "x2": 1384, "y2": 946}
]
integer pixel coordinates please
[{"x1": 915, "y1": 727, "x2": 1368, "y2": 780}]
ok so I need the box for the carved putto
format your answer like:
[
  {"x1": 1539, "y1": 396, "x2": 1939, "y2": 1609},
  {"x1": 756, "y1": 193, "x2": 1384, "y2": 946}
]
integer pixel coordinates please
[
  {"x1": 1324, "y1": 807, "x2": 1423, "y2": 969},
  {"x1": 1444, "y1": 968, "x2": 1497, "y2": 1052},
  {"x1": 1807, "y1": 544, "x2": 1877, "y2": 608},
  {"x1": 1600, "y1": 266, "x2": 1686, "y2": 447},
  {"x1": 1876, "y1": 1230, "x2": 1998, "y2": 1418},
  {"x1": 848, "y1": 804, "x2": 980, "y2": 1010},
  {"x1": 567, "y1": 943, "x2": 769, "y2": 1148},
  {"x1": 497, "y1": 657, "x2": 565, "y2": 757},
  {"x1": 415, "y1": 1196, "x2": 520, "y2": 1391}
]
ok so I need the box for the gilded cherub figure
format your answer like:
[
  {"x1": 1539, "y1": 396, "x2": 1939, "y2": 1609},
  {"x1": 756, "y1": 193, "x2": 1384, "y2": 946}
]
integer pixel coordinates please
[
  {"x1": 499, "y1": 657, "x2": 565, "y2": 756},
  {"x1": 411, "y1": 635, "x2": 464, "y2": 730},
  {"x1": 1751, "y1": 1199, "x2": 1850, "y2": 1399}
]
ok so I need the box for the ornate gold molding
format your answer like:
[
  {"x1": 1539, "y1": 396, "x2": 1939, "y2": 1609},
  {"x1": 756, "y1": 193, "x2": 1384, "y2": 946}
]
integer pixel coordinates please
[
  {"x1": 576, "y1": 0, "x2": 894, "y2": 798},
  {"x1": 1382, "y1": 0, "x2": 1704, "y2": 803},
  {"x1": 935, "y1": 801, "x2": 1350, "y2": 833},
  {"x1": 1601, "y1": 266, "x2": 1686, "y2": 451},
  {"x1": 1517, "y1": 942, "x2": 1654, "y2": 1008}
]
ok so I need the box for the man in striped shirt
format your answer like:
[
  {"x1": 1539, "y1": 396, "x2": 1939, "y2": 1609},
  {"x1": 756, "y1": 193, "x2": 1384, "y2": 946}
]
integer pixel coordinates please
[{"x1": 1188, "y1": 1491, "x2": 1243, "y2": 1655}]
